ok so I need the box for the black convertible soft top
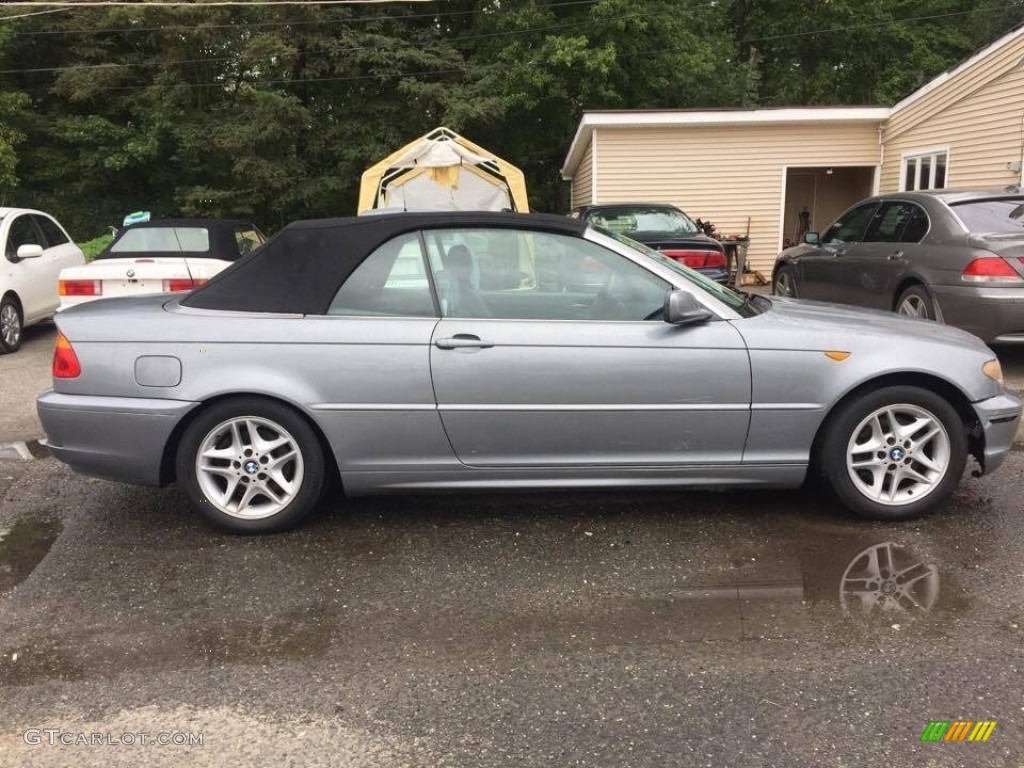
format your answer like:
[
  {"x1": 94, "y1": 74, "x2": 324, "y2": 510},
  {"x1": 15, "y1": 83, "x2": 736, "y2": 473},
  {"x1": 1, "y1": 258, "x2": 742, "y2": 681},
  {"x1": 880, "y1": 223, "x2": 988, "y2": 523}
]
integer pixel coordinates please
[
  {"x1": 181, "y1": 211, "x2": 586, "y2": 315},
  {"x1": 97, "y1": 218, "x2": 259, "y2": 261}
]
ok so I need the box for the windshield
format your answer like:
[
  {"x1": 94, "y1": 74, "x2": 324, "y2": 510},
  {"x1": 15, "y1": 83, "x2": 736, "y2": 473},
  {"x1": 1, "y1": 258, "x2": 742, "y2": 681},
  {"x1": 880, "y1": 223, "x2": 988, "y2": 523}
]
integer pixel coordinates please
[
  {"x1": 585, "y1": 206, "x2": 700, "y2": 236},
  {"x1": 596, "y1": 227, "x2": 759, "y2": 315},
  {"x1": 951, "y1": 197, "x2": 1024, "y2": 235}
]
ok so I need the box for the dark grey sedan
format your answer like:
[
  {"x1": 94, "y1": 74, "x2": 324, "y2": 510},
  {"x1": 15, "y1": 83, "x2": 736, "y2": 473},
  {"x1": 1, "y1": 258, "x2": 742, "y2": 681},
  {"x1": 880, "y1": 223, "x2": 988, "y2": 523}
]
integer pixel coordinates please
[{"x1": 772, "y1": 188, "x2": 1024, "y2": 344}]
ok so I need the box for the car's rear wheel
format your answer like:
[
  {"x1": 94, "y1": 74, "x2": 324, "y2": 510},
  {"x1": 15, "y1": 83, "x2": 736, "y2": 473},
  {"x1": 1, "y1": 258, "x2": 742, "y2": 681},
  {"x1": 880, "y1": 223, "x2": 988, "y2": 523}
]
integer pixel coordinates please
[
  {"x1": 176, "y1": 397, "x2": 325, "y2": 533},
  {"x1": 773, "y1": 266, "x2": 797, "y2": 298},
  {"x1": 818, "y1": 386, "x2": 966, "y2": 520},
  {"x1": 896, "y1": 285, "x2": 937, "y2": 321},
  {"x1": 0, "y1": 296, "x2": 23, "y2": 354}
]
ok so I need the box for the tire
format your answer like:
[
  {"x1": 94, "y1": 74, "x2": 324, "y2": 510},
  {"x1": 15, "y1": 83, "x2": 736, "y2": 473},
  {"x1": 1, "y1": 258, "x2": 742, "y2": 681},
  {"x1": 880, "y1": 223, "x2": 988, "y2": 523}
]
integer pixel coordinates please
[
  {"x1": 817, "y1": 386, "x2": 967, "y2": 521},
  {"x1": 176, "y1": 397, "x2": 326, "y2": 533},
  {"x1": 0, "y1": 296, "x2": 23, "y2": 354},
  {"x1": 773, "y1": 266, "x2": 797, "y2": 298},
  {"x1": 895, "y1": 285, "x2": 936, "y2": 321}
]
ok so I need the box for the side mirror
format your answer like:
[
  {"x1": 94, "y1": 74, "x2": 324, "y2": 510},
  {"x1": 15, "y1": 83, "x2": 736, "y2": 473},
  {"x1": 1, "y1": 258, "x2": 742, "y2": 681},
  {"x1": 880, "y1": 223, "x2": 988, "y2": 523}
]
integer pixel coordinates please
[
  {"x1": 802, "y1": 231, "x2": 820, "y2": 245},
  {"x1": 664, "y1": 290, "x2": 713, "y2": 326},
  {"x1": 16, "y1": 244, "x2": 44, "y2": 260}
]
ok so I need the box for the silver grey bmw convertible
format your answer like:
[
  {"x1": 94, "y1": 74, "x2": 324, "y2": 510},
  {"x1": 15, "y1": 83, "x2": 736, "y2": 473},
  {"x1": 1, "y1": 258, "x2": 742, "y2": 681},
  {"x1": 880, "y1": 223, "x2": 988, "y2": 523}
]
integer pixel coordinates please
[{"x1": 37, "y1": 212, "x2": 1021, "y2": 533}]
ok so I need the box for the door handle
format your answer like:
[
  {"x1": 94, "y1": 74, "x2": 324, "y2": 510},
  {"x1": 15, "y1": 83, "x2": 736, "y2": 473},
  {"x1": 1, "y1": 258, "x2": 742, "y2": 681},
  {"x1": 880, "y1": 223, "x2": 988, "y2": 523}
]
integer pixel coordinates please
[
  {"x1": 435, "y1": 334, "x2": 494, "y2": 350},
  {"x1": 887, "y1": 250, "x2": 905, "y2": 261}
]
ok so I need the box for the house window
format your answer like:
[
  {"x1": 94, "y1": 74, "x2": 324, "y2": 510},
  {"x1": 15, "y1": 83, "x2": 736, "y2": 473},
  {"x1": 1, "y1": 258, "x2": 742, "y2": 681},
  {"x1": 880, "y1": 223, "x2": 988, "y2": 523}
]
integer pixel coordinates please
[{"x1": 903, "y1": 150, "x2": 948, "y2": 191}]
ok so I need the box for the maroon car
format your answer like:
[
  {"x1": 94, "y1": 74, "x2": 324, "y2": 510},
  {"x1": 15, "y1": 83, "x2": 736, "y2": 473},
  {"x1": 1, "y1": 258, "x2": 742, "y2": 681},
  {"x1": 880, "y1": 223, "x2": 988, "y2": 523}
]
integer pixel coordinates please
[{"x1": 570, "y1": 203, "x2": 728, "y2": 283}]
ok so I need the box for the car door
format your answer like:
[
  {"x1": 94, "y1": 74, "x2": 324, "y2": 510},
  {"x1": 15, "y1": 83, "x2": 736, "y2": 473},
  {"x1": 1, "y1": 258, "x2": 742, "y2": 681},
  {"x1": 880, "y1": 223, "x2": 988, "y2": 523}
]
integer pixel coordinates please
[
  {"x1": 303, "y1": 231, "x2": 451, "y2": 473},
  {"x1": 3, "y1": 214, "x2": 53, "y2": 323},
  {"x1": 827, "y1": 201, "x2": 921, "y2": 310},
  {"x1": 424, "y1": 227, "x2": 752, "y2": 467},
  {"x1": 798, "y1": 201, "x2": 879, "y2": 303}
]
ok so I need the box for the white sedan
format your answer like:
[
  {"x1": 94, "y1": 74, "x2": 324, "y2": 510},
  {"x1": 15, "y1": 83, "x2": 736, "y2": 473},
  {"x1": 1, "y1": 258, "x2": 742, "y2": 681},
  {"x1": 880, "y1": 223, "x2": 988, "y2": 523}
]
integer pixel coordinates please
[
  {"x1": 1, "y1": 207, "x2": 84, "y2": 353},
  {"x1": 58, "y1": 218, "x2": 265, "y2": 310}
]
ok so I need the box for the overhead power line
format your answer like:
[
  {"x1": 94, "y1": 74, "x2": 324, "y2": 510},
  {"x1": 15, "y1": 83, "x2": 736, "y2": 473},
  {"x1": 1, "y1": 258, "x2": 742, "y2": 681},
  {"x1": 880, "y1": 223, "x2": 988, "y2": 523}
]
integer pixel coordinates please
[
  {"x1": 1, "y1": 1, "x2": 428, "y2": 6},
  {"x1": 0, "y1": 5, "x2": 684, "y2": 76},
  {"x1": 2, "y1": 0, "x2": 600, "y2": 34}
]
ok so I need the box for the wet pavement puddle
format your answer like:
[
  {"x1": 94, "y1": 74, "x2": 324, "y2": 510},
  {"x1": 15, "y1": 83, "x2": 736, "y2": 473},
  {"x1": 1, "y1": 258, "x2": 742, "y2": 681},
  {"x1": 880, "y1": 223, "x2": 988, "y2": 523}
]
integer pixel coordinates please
[{"x1": 0, "y1": 517, "x2": 63, "y2": 594}]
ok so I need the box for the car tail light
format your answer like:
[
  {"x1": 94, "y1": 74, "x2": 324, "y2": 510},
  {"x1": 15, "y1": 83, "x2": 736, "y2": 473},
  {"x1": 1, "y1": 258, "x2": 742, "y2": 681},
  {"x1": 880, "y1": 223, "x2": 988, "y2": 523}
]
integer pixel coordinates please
[
  {"x1": 59, "y1": 279, "x2": 102, "y2": 296},
  {"x1": 961, "y1": 256, "x2": 1023, "y2": 282},
  {"x1": 661, "y1": 249, "x2": 719, "y2": 269},
  {"x1": 52, "y1": 332, "x2": 81, "y2": 379},
  {"x1": 703, "y1": 251, "x2": 726, "y2": 269},
  {"x1": 162, "y1": 278, "x2": 208, "y2": 292}
]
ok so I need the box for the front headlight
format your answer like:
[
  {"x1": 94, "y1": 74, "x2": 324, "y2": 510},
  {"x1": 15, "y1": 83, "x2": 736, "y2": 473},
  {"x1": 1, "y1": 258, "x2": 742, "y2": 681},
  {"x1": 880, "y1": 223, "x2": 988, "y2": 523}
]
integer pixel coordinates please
[{"x1": 982, "y1": 359, "x2": 1004, "y2": 386}]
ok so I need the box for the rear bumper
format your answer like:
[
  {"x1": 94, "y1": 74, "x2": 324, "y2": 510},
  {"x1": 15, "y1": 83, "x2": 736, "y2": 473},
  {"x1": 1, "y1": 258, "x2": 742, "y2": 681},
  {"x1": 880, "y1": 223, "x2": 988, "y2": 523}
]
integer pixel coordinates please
[
  {"x1": 932, "y1": 285, "x2": 1024, "y2": 343},
  {"x1": 37, "y1": 390, "x2": 199, "y2": 486},
  {"x1": 698, "y1": 267, "x2": 730, "y2": 284},
  {"x1": 972, "y1": 391, "x2": 1022, "y2": 475}
]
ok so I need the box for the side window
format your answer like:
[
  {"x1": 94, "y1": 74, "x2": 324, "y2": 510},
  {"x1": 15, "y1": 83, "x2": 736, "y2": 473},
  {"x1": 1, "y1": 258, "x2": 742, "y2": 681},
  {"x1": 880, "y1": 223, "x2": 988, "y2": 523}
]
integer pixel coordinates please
[
  {"x1": 5, "y1": 215, "x2": 43, "y2": 261},
  {"x1": 34, "y1": 215, "x2": 70, "y2": 248},
  {"x1": 234, "y1": 226, "x2": 265, "y2": 256},
  {"x1": 864, "y1": 202, "x2": 914, "y2": 243},
  {"x1": 421, "y1": 228, "x2": 671, "y2": 321},
  {"x1": 327, "y1": 232, "x2": 435, "y2": 317},
  {"x1": 821, "y1": 203, "x2": 879, "y2": 244},
  {"x1": 900, "y1": 206, "x2": 929, "y2": 243}
]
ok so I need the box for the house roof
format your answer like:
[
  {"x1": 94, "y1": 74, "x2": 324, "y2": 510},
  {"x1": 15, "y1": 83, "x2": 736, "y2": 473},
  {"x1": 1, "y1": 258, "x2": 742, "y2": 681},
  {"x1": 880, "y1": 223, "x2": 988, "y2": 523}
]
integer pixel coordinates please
[{"x1": 562, "y1": 22, "x2": 1024, "y2": 179}]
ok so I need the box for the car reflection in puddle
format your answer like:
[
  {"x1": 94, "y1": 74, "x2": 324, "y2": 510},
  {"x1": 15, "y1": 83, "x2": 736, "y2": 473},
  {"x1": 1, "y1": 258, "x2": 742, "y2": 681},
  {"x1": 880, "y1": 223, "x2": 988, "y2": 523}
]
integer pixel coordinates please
[
  {"x1": 666, "y1": 533, "x2": 949, "y2": 640},
  {"x1": 838, "y1": 541, "x2": 939, "y2": 615}
]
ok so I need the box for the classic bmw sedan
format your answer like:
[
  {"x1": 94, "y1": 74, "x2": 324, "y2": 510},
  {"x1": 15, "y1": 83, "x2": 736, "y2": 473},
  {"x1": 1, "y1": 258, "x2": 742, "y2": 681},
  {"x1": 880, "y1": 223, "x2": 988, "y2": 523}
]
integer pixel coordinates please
[{"x1": 37, "y1": 212, "x2": 1021, "y2": 533}]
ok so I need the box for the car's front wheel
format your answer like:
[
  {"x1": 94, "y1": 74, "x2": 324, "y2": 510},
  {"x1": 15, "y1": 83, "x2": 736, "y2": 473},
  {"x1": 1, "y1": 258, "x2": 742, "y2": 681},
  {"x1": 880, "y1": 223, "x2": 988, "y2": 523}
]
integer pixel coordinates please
[
  {"x1": 0, "y1": 296, "x2": 23, "y2": 354},
  {"x1": 818, "y1": 386, "x2": 967, "y2": 520},
  {"x1": 176, "y1": 397, "x2": 326, "y2": 533},
  {"x1": 773, "y1": 266, "x2": 797, "y2": 298}
]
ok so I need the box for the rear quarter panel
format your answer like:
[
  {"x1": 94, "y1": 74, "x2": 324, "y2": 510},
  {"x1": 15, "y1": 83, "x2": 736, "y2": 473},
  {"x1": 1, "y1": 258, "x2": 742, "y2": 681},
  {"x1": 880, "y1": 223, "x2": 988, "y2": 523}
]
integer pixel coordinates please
[{"x1": 54, "y1": 299, "x2": 455, "y2": 474}]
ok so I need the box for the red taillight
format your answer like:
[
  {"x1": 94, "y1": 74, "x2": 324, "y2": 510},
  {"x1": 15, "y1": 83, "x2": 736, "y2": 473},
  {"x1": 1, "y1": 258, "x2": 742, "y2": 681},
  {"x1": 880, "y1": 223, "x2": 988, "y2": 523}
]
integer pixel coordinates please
[
  {"x1": 961, "y1": 256, "x2": 1023, "y2": 282},
  {"x1": 162, "y1": 278, "x2": 208, "y2": 292},
  {"x1": 661, "y1": 249, "x2": 721, "y2": 269},
  {"x1": 59, "y1": 279, "x2": 101, "y2": 296},
  {"x1": 703, "y1": 251, "x2": 726, "y2": 269},
  {"x1": 52, "y1": 332, "x2": 81, "y2": 379}
]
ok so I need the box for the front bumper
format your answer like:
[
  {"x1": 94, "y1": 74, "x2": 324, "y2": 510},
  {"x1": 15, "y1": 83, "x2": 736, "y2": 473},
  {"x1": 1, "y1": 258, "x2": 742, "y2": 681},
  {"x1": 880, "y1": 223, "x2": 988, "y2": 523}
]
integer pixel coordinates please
[
  {"x1": 932, "y1": 285, "x2": 1024, "y2": 343},
  {"x1": 37, "y1": 390, "x2": 199, "y2": 486},
  {"x1": 972, "y1": 391, "x2": 1022, "y2": 475}
]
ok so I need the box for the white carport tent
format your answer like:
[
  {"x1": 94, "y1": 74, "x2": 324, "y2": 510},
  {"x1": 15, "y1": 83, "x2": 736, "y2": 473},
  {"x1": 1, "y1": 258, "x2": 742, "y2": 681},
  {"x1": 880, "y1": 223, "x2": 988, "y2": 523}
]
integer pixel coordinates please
[{"x1": 358, "y1": 127, "x2": 529, "y2": 213}]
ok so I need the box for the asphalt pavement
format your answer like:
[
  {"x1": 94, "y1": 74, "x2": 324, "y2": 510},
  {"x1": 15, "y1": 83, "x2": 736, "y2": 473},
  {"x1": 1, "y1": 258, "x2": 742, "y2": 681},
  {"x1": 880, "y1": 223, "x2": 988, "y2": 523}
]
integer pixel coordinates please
[{"x1": 1, "y1": 456, "x2": 1024, "y2": 766}]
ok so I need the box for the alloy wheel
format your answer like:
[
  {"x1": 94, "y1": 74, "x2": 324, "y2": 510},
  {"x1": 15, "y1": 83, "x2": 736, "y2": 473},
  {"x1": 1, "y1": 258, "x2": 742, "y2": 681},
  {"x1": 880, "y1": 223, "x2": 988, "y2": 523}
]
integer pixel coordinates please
[
  {"x1": 846, "y1": 404, "x2": 951, "y2": 506},
  {"x1": 839, "y1": 541, "x2": 939, "y2": 613},
  {"x1": 195, "y1": 416, "x2": 304, "y2": 520},
  {"x1": 897, "y1": 294, "x2": 930, "y2": 318},
  {"x1": 774, "y1": 271, "x2": 795, "y2": 297},
  {"x1": 0, "y1": 303, "x2": 21, "y2": 349}
]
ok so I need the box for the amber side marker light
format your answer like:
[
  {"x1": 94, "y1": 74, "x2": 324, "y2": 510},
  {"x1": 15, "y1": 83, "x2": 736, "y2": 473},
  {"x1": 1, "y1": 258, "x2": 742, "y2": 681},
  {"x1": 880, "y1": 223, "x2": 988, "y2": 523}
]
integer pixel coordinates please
[
  {"x1": 824, "y1": 351, "x2": 851, "y2": 361},
  {"x1": 53, "y1": 332, "x2": 81, "y2": 379},
  {"x1": 982, "y1": 359, "x2": 1003, "y2": 385}
]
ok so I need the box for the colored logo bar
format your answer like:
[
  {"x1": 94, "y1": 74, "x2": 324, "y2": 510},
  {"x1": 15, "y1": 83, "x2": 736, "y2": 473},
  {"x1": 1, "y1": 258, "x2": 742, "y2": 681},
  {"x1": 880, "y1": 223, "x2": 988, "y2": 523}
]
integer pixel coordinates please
[{"x1": 921, "y1": 721, "x2": 997, "y2": 742}]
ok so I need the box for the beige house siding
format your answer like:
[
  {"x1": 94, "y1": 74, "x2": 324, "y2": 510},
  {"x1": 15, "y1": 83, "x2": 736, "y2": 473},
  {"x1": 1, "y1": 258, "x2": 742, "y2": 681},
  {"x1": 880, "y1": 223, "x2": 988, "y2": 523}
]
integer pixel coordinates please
[
  {"x1": 881, "y1": 38, "x2": 1024, "y2": 191},
  {"x1": 594, "y1": 124, "x2": 881, "y2": 272},
  {"x1": 570, "y1": 140, "x2": 594, "y2": 208}
]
